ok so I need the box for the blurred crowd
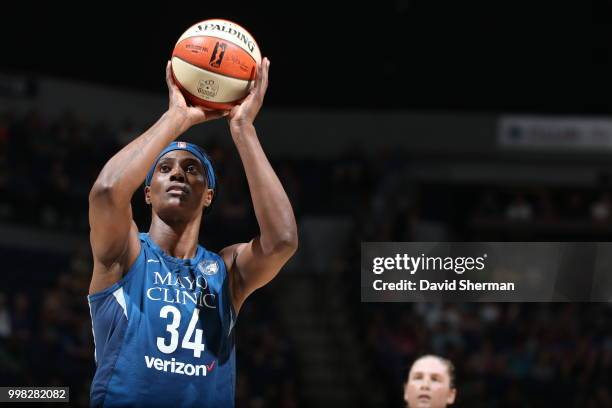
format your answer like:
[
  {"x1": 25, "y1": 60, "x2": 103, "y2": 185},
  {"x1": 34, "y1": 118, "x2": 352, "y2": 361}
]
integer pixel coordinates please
[
  {"x1": 473, "y1": 187, "x2": 612, "y2": 224},
  {"x1": 360, "y1": 302, "x2": 612, "y2": 407},
  {"x1": 0, "y1": 109, "x2": 611, "y2": 407},
  {"x1": 328, "y1": 151, "x2": 612, "y2": 406}
]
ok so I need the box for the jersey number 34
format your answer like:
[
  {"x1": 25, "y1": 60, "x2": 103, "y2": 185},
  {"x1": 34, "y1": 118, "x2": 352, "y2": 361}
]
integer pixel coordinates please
[{"x1": 156, "y1": 305, "x2": 205, "y2": 358}]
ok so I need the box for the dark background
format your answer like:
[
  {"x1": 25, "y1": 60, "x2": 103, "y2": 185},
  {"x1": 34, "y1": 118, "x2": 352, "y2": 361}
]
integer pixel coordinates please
[
  {"x1": 0, "y1": 2, "x2": 611, "y2": 408},
  {"x1": 3, "y1": 1, "x2": 612, "y2": 112}
]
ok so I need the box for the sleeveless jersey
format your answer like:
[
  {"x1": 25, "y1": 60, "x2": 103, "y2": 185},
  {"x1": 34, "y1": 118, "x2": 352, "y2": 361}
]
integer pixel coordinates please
[{"x1": 88, "y1": 233, "x2": 236, "y2": 407}]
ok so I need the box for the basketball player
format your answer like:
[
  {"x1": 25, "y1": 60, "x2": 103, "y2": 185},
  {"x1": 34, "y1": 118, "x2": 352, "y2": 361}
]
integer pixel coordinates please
[
  {"x1": 403, "y1": 355, "x2": 457, "y2": 408},
  {"x1": 87, "y1": 57, "x2": 297, "y2": 407}
]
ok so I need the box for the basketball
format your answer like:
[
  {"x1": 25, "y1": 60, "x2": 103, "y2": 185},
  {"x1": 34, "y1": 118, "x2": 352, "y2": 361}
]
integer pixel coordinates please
[{"x1": 170, "y1": 19, "x2": 261, "y2": 110}]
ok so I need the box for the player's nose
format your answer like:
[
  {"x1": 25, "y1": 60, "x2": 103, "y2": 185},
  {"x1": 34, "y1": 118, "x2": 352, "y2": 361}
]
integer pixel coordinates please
[{"x1": 169, "y1": 164, "x2": 185, "y2": 182}]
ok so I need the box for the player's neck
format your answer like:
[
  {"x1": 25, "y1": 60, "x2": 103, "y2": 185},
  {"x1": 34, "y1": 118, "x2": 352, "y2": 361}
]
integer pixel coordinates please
[{"x1": 148, "y1": 214, "x2": 202, "y2": 259}]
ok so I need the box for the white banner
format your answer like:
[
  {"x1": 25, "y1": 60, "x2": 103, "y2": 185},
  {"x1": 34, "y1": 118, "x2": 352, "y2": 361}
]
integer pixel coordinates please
[{"x1": 498, "y1": 116, "x2": 612, "y2": 151}]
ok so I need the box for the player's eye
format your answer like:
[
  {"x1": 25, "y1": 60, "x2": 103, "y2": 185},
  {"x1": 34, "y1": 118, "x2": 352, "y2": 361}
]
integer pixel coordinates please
[
  {"x1": 160, "y1": 165, "x2": 170, "y2": 172},
  {"x1": 187, "y1": 165, "x2": 197, "y2": 173}
]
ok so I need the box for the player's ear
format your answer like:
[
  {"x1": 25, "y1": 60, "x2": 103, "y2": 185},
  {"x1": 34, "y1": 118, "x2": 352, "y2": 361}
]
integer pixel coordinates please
[
  {"x1": 203, "y1": 188, "x2": 214, "y2": 207},
  {"x1": 447, "y1": 388, "x2": 456, "y2": 405},
  {"x1": 144, "y1": 186, "x2": 151, "y2": 205}
]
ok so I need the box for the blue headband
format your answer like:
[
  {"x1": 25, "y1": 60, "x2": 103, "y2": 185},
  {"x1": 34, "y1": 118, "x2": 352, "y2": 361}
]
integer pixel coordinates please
[{"x1": 145, "y1": 141, "x2": 216, "y2": 189}]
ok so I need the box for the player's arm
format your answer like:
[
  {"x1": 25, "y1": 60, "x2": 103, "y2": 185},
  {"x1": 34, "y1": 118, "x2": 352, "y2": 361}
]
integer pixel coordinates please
[
  {"x1": 220, "y1": 58, "x2": 298, "y2": 313},
  {"x1": 89, "y1": 62, "x2": 227, "y2": 294}
]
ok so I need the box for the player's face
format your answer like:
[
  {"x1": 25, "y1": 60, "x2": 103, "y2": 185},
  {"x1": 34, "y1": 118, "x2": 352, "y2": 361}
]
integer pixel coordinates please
[
  {"x1": 145, "y1": 150, "x2": 212, "y2": 218},
  {"x1": 404, "y1": 357, "x2": 456, "y2": 408}
]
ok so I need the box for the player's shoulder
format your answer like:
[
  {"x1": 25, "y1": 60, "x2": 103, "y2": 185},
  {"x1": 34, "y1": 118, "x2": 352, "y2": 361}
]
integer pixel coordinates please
[
  {"x1": 218, "y1": 243, "x2": 247, "y2": 272},
  {"x1": 89, "y1": 225, "x2": 144, "y2": 296}
]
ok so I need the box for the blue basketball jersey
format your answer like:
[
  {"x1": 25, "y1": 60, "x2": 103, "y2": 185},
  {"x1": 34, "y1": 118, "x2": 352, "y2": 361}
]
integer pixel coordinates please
[{"x1": 88, "y1": 233, "x2": 236, "y2": 408}]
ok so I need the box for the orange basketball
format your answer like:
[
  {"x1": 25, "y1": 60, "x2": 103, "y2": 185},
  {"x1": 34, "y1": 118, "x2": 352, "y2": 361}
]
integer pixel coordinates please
[{"x1": 171, "y1": 19, "x2": 261, "y2": 110}]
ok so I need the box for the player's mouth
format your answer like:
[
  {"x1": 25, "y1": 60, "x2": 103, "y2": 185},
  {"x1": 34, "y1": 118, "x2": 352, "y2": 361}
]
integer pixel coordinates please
[
  {"x1": 417, "y1": 394, "x2": 431, "y2": 401},
  {"x1": 167, "y1": 184, "x2": 189, "y2": 195}
]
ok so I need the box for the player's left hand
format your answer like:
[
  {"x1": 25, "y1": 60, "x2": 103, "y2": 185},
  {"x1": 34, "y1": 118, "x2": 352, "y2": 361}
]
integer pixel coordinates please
[{"x1": 227, "y1": 57, "x2": 269, "y2": 130}]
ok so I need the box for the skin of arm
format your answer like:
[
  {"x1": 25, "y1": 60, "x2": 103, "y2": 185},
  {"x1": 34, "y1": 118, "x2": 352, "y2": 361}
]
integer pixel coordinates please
[{"x1": 220, "y1": 58, "x2": 299, "y2": 313}]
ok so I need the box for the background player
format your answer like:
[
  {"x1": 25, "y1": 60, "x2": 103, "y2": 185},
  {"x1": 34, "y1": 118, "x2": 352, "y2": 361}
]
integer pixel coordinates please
[{"x1": 403, "y1": 355, "x2": 457, "y2": 408}]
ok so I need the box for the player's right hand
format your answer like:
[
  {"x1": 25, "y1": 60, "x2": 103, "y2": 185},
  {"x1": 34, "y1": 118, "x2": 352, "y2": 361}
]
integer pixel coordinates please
[{"x1": 165, "y1": 60, "x2": 229, "y2": 128}]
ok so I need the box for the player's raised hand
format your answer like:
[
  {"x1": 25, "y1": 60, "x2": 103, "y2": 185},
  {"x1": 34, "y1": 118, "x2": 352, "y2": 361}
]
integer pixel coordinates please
[
  {"x1": 165, "y1": 61, "x2": 228, "y2": 128},
  {"x1": 227, "y1": 57, "x2": 270, "y2": 130}
]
